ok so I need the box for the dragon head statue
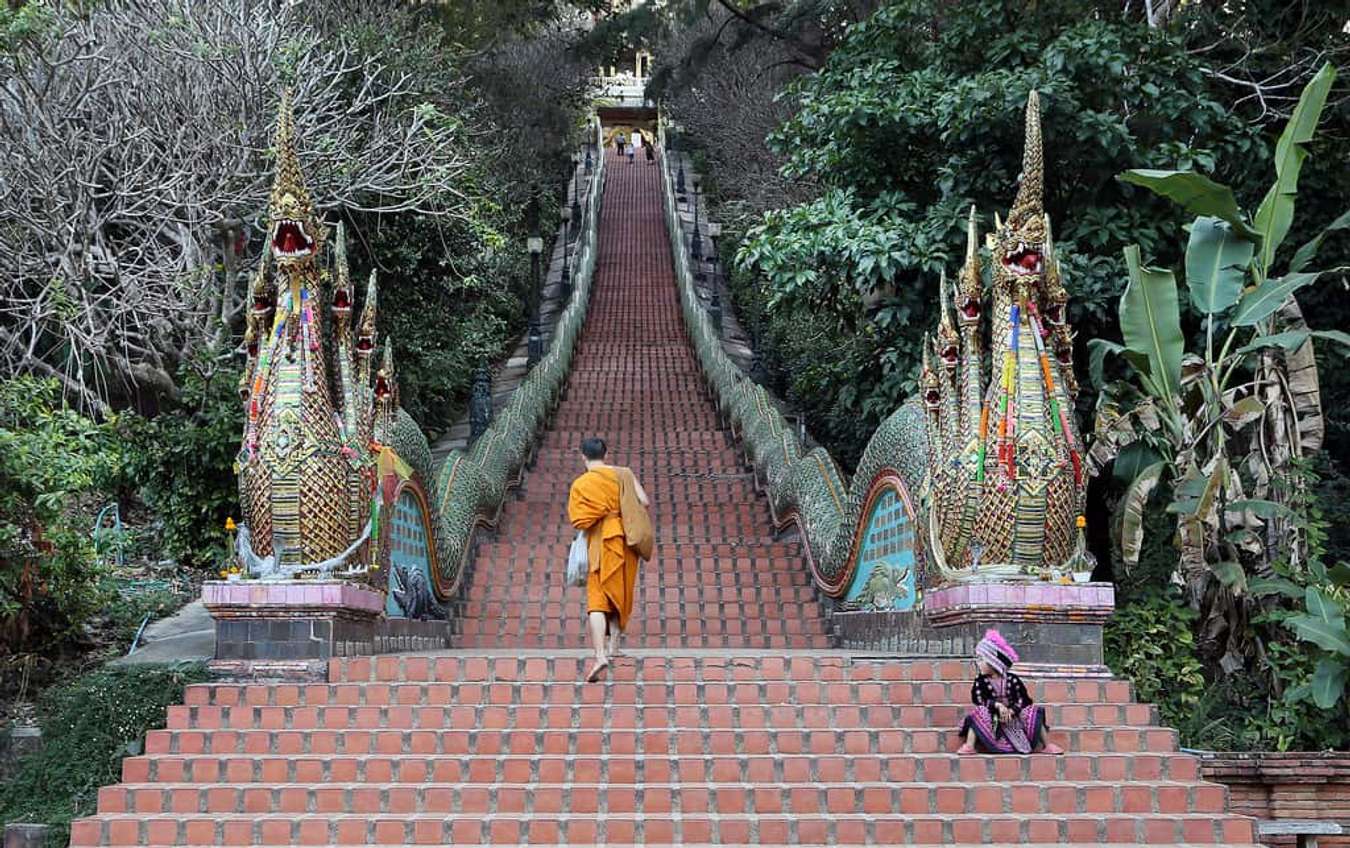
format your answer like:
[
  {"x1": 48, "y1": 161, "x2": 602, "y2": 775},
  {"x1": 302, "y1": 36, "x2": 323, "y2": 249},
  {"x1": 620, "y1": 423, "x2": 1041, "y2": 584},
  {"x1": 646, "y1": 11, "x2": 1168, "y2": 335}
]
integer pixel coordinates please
[
  {"x1": 234, "y1": 91, "x2": 389, "y2": 576},
  {"x1": 921, "y1": 91, "x2": 1086, "y2": 580}
]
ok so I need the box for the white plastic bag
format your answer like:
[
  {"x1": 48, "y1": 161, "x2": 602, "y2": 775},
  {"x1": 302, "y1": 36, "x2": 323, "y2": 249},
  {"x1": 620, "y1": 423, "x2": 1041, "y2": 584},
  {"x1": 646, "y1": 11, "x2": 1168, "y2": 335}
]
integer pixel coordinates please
[{"x1": 566, "y1": 531, "x2": 589, "y2": 587}]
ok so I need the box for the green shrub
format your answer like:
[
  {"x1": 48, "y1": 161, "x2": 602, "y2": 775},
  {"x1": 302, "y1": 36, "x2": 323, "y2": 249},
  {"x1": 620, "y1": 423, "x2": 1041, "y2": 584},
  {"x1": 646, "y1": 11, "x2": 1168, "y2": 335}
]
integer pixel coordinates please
[
  {"x1": 0, "y1": 378, "x2": 132, "y2": 654},
  {"x1": 1104, "y1": 588, "x2": 1206, "y2": 731},
  {"x1": 345, "y1": 210, "x2": 530, "y2": 431},
  {"x1": 126, "y1": 361, "x2": 242, "y2": 571},
  {"x1": 0, "y1": 663, "x2": 210, "y2": 847}
]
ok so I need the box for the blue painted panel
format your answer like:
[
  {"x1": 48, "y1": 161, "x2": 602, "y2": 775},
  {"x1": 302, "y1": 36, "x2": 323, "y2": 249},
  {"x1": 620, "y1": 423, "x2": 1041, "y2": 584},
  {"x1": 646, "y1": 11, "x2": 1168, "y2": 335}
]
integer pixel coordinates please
[
  {"x1": 386, "y1": 489, "x2": 432, "y2": 618},
  {"x1": 844, "y1": 488, "x2": 917, "y2": 611}
]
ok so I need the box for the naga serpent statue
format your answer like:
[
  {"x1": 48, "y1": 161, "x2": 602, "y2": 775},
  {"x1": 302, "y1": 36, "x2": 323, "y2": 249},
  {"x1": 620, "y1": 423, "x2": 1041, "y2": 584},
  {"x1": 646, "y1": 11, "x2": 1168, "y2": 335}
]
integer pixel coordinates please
[
  {"x1": 232, "y1": 92, "x2": 598, "y2": 618},
  {"x1": 669, "y1": 91, "x2": 1087, "y2": 612},
  {"x1": 919, "y1": 90, "x2": 1085, "y2": 580}
]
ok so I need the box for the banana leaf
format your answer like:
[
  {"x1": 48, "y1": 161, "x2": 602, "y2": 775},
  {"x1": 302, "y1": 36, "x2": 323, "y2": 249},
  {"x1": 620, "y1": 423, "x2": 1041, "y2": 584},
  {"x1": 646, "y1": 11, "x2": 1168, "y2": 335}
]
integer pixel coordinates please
[
  {"x1": 1186, "y1": 216, "x2": 1253, "y2": 315},
  {"x1": 1119, "y1": 460, "x2": 1165, "y2": 566},
  {"x1": 1290, "y1": 209, "x2": 1350, "y2": 273},
  {"x1": 1121, "y1": 245, "x2": 1184, "y2": 399},
  {"x1": 1253, "y1": 62, "x2": 1337, "y2": 273},
  {"x1": 1118, "y1": 170, "x2": 1258, "y2": 241},
  {"x1": 1230, "y1": 272, "x2": 1318, "y2": 326},
  {"x1": 1311, "y1": 657, "x2": 1347, "y2": 709}
]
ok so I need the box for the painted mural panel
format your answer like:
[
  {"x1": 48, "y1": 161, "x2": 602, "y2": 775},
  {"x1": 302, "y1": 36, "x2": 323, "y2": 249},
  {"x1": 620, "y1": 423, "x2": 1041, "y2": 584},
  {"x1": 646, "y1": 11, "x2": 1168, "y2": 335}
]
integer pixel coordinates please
[
  {"x1": 844, "y1": 487, "x2": 917, "y2": 611},
  {"x1": 385, "y1": 487, "x2": 441, "y2": 619}
]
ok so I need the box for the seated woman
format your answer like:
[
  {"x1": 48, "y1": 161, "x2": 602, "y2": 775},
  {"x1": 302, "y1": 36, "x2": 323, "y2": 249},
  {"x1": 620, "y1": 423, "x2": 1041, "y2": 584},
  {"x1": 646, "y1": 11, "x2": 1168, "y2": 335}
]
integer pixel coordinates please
[{"x1": 958, "y1": 629, "x2": 1063, "y2": 755}]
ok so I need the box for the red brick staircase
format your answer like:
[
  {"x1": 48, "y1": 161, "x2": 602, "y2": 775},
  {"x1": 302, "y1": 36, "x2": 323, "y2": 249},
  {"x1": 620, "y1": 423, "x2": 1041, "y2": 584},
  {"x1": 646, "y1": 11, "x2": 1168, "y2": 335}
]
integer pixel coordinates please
[{"x1": 70, "y1": 149, "x2": 1260, "y2": 845}]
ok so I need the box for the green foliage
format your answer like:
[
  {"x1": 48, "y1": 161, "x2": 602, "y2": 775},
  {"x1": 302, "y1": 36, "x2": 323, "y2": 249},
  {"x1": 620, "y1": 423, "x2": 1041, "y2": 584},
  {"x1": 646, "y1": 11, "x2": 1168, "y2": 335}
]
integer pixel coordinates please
[
  {"x1": 0, "y1": 664, "x2": 210, "y2": 847},
  {"x1": 0, "y1": 378, "x2": 132, "y2": 654},
  {"x1": 125, "y1": 361, "x2": 243, "y2": 571},
  {"x1": 1095, "y1": 68, "x2": 1347, "y2": 676},
  {"x1": 0, "y1": 4, "x2": 55, "y2": 54},
  {"x1": 344, "y1": 201, "x2": 532, "y2": 430},
  {"x1": 729, "y1": 0, "x2": 1264, "y2": 465},
  {"x1": 1104, "y1": 589, "x2": 1206, "y2": 731}
]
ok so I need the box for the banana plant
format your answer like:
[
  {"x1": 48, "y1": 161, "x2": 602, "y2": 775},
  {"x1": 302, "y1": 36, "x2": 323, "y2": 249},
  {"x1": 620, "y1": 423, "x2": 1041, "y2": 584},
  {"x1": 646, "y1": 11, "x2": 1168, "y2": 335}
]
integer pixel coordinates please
[{"x1": 1090, "y1": 62, "x2": 1349, "y2": 676}]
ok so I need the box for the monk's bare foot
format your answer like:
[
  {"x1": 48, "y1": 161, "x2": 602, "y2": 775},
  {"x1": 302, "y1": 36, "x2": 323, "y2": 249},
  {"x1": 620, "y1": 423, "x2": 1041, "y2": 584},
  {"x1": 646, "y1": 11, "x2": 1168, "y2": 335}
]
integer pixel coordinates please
[
  {"x1": 586, "y1": 659, "x2": 610, "y2": 683},
  {"x1": 957, "y1": 743, "x2": 977, "y2": 755},
  {"x1": 1041, "y1": 742, "x2": 1064, "y2": 755}
]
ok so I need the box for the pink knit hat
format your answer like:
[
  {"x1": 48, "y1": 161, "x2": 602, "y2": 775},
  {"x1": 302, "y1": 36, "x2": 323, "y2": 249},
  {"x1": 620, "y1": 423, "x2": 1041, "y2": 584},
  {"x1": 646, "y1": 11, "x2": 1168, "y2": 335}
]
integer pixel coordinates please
[{"x1": 975, "y1": 629, "x2": 1019, "y2": 675}]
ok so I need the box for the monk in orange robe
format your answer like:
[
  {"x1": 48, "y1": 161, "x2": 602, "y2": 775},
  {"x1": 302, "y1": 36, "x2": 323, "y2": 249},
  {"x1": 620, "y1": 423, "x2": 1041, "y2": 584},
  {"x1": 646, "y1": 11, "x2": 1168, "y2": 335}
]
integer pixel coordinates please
[{"x1": 568, "y1": 436, "x2": 650, "y2": 681}]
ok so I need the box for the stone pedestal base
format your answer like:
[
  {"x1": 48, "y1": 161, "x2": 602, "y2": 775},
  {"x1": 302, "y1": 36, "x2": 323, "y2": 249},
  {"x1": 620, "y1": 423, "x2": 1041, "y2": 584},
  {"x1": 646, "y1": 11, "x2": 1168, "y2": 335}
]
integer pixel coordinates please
[
  {"x1": 923, "y1": 581, "x2": 1114, "y2": 673},
  {"x1": 832, "y1": 582, "x2": 1114, "y2": 675},
  {"x1": 202, "y1": 581, "x2": 450, "y2": 680},
  {"x1": 4, "y1": 824, "x2": 49, "y2": 848},
  {"x1": 0, "y1": 725, "x2": 42, "y2": 782}
]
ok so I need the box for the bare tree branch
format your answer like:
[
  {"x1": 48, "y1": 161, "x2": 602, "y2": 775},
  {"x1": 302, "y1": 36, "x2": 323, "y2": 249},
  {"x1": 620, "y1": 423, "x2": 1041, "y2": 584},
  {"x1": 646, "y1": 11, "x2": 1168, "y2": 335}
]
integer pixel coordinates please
[{"x1": 0, "y1": 0, "x2": 480, "y2": 410}]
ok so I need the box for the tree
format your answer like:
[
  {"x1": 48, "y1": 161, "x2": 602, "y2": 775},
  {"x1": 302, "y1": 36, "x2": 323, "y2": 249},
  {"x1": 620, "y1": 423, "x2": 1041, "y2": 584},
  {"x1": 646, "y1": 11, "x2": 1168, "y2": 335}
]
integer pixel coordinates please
[{"x1": 0, "y1": 1, "x2": 477, "y2": 412}]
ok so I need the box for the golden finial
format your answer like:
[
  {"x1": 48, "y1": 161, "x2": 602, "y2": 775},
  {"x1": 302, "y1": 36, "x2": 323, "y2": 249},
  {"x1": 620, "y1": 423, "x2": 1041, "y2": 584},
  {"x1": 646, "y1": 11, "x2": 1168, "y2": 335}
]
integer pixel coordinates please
[
  {"x1": 937, "y1": 268, "x2": 954, "y2": 332},
  {"x1": 356, "y1": 270, "x2": 378, "y2": 350},
  {"x1": 958, "y1": 207, "x2": 982, "y2": 322},
  {"x1": 268, "y1": 88, "x2": 322, "y2": 262},
  {"x1": 332, "y1": 222, "x2": 353, "y2": 314},
  {"x1": 1008, "y1": 90, "x2": 1044, "y2": 229}
]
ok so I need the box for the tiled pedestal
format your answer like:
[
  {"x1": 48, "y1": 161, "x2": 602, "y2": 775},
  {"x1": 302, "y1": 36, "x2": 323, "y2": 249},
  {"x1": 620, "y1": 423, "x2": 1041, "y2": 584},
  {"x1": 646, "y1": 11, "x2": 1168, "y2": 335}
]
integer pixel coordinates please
[
  {"x1": 201, "y1": 580, "x2": 449, "y2": 679},
  {"x1": 833, "y1": 581, "x2": 1115, "y2": 673},
  {"x1": 923, "y1": 581, "x2": 1115, "y2": 672}
]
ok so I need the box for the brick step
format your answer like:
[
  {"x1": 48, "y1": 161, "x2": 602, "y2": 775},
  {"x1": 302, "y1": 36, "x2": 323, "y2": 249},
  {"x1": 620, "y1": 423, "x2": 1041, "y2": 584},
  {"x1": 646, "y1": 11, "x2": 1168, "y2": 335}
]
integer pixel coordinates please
[
  {"x1": 68, "y1": 811, "x2": 1257, "y2": 845},
  {"x1": 467, "y1": 554, "x2": 802, "y2": 569},
  {"x1": 452, "y1": 599, "x2": 816, "y2": 614},
  {"x1": 123, "y1": 750, "x2": 1207, "y2": 785},
  {"x1": 450, "y1": 634, "x2": 833, "y2": 649},
  {"x1": 450, "y1": 601, "x2": 822, "y2": 621},
  {"x1": 452, "y1": 619, "x2": 825, "y2": 637},
  {"x1": 72, "y1": 843, "x2": 1263, "y2": 848},
  {"x1": 188, "y1": 680, "x2": 1136, "y2": 708},
  {"x1": 510, "y1": 488, "x2": 763, "y2": 504},
  {"x1": 473, "y1": 542, "x2": 801, "y2": 557},
  {"x1": 483, "y1": 531, "x2": 787, "y2": 544},
  {"x1": 164, "y1": 702, "x2": 1158, "y2": 732},
  {"x1": 96, "y1": 779, "x2": 1229, "y2": 817},
  {"x1": 510, "y1": 466, "x2": 752, "y2": 478},
  {"x1": 142, "y1": 725, "x2": 1177, "y2": 757},
  {"x1": 538, "y1": 434, "x2": 731, "y2": 448},
  {"x1": 322, "y1": 657, "x2": 1133, "y2": 691},
  {"x1": 489, "y1": 522, "x2": 781, "y2": 535},
  {"x1": 526, "y1": 452, "x2": 746, "y2": 469},
  {"x1": 454, "y1": 587, "x2": 821, "y2": 604}
]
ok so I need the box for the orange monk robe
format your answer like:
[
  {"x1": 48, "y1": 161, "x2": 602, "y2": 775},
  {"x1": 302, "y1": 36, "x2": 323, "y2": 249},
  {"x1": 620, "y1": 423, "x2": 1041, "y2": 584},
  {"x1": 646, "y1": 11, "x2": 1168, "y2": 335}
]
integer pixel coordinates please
[{"x1": 568, "y1": 467, "x2": 639, "y2": 631}]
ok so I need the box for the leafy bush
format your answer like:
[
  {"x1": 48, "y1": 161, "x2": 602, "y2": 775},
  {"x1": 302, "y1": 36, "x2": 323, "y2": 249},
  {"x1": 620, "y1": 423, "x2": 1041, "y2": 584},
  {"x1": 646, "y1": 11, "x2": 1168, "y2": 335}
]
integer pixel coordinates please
[
  {"x1": 0, "y1": 378, "x2": 133, "y2": 654},
  {"x1": 725, "y1": 0, "x2": 1266, "y2": 464},
  {"x1": 125, "y1": 361, "x2": 242, "y2": 571},
  {"x1": 0, "y1": 664, "x2": 210, "y2": 847},
  {"x1": 1105, "y1": 588, "x2": 1207, "y2": 732}
]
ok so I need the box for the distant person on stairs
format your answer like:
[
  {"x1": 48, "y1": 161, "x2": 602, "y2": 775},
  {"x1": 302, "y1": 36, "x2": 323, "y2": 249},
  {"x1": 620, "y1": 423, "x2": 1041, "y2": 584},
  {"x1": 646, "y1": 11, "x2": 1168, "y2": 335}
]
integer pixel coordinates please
[
  {"x1": 568, "y1": 437, "x2": 653, "y2": 682},
  {"x1": 957, "y1": 629, "x2": 1063, "y2": 755}
]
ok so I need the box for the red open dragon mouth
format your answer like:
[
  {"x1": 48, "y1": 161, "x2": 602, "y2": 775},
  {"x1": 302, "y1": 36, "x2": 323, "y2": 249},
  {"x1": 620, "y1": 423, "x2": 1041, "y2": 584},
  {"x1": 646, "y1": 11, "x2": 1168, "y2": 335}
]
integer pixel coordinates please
[
  {"x1": 958, "y1": 296, "x2": 980, "y2": 321},
  {"x1": 924, "y1": 388, "x2": 941, "y2": 407},
  {"x1": 271, "y1": 219, "x2": 314, "y2": 260},
  {"x1": 939, "y1": 343, "x2": 959, "y2": 367},
  {"x1": 333, "y1": 288, "x2": 352, "y2": 311},
  {"x1": 1003, "y1": 243, "x2": 1044, "y2": 276},
  {"x1": 1044, "y1": 303, "x2": 1064, "y2": 325}
]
